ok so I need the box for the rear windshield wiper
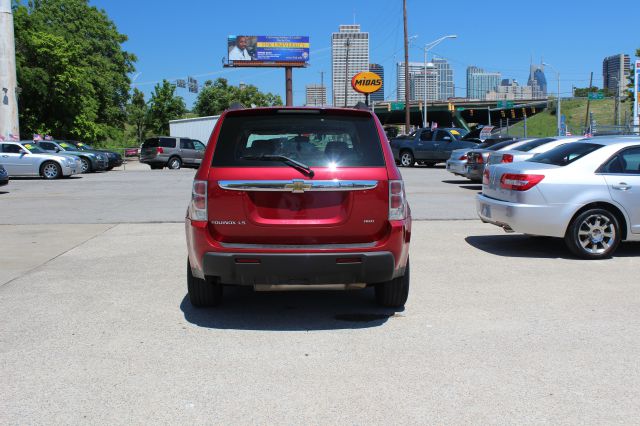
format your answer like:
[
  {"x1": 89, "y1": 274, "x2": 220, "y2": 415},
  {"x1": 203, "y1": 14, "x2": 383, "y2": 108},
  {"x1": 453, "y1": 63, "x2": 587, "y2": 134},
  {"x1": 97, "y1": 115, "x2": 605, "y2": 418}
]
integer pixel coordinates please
[{"x1": 240, "y1": 154, "x2": 315, "y2": 178}]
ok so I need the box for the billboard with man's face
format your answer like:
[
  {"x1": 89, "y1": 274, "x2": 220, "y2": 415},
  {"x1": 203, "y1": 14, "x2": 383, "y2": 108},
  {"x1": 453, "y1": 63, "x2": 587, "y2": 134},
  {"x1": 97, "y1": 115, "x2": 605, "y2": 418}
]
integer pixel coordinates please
[{"x1": 227, "y1": 35, "x2": 309, "y2": 66}]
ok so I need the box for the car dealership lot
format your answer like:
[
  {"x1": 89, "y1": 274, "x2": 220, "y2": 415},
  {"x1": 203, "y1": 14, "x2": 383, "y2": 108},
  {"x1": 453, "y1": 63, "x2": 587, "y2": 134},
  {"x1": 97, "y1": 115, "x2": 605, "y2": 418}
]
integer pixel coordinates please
[{"x1": 1, "y1": 166, "x2": 640, "y2": 423}]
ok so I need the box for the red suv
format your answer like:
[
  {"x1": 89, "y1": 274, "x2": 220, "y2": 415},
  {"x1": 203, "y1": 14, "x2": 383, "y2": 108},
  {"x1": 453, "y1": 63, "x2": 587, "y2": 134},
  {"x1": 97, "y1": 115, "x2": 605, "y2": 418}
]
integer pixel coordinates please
[{"x1": 185, "y1": 106, "x2": 411, "y2": 307}]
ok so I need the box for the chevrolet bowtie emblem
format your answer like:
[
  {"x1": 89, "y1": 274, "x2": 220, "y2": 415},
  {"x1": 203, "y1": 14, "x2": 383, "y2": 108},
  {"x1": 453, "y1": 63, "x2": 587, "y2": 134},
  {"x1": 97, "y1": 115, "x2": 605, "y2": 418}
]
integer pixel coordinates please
[{"x1": 285, "y1": 179, "x2": 312, "y2": 193}]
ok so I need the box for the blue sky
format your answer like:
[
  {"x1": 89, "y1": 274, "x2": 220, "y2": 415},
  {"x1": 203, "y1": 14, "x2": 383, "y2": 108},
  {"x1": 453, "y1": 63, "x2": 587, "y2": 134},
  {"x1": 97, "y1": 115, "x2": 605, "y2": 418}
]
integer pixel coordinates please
[{"x1": 91, "y1": 0, "x2": 640, "y2": 108}]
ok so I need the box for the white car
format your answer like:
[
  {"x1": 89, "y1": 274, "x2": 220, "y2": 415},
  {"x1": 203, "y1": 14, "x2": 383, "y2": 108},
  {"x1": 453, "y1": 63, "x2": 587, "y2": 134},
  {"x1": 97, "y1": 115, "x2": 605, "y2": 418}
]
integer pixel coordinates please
[
  {"x1": 476, "y1": 137, "x2": 640, "y2": 259},
  {"x1": 0, "y1": 141, "x2": 81, "y2": 179}
]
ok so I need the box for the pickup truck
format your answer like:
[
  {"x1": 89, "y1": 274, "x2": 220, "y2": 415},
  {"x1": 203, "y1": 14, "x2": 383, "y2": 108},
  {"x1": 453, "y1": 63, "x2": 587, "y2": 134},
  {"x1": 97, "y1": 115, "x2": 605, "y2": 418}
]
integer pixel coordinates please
[{"x1": 389, "y1": 127, "x2": 480, "y2": 167}]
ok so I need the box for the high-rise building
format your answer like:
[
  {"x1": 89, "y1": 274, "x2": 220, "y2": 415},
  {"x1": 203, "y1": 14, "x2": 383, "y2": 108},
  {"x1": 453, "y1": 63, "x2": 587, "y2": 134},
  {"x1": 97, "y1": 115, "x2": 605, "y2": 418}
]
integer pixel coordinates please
[
  {"x1": 331, "y1": 24, "x2": 369, "y2": 107},
  {"x1": 397, "y1": 62, "x2": 438, "y2": 101},
  {"x1": 467, "y1": 66, "x2": 501, "y2": 100},
  {"x1": 369, "y1": 63, "x2": 384, "y2": 102},
  {"x1": 432, "y1": 57, "x2": 454, "y2": 101},
  {"x1": 603, "y1": 54, "x2": 631, "y2": 96},
  {"x1": 527, "y1": 63, "x2": 547, "y2": 99},
  {"x1": 305, "y1": 84, "x2": 327, "y2": 106},
  {"x1": 486, "y1": 79, "x2": 533, "y2": 101}
]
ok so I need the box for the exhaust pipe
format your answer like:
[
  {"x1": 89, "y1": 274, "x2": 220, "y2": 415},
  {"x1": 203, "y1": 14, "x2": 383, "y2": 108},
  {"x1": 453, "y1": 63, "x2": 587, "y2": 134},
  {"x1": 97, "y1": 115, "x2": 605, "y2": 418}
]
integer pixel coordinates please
[{"x1": 254, "y1": 283, "x2": 367, "y2": 292}]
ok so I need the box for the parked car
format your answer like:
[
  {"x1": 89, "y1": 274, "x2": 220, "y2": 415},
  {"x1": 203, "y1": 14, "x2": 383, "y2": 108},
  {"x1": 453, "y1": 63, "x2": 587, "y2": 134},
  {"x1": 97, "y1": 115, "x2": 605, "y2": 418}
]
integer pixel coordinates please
[
  {"x1": 63, "y1": 141, "x2": 123, "y2": 170},
  {"x1": 485, "y1": 136, "x2": 585, "y2": 167},
  {"x1": 463, "y1": 138, "x2": 536, "y2": 182},
  {"x1": 389, "y1": 127, "x2": 477, "y2": 167},
  {"x1": 0, "y1": 164, "x2": 8, "y2": 186},
  {"x1": 124, "y1": 148, "x2": 139, "y2": 157},
  {"x1": 0, "y1": 141, "x2": 81, "y2": 179},
  {"x1": 140, "y1": 136, "x2": 206, "y2": 170},
  {"x1": 185, "y1": 106, "x2": 412, "y2": 308},
  {"x1": 35, "y1": 140, "x2": 108, "y2": 173},
  {"x1": 477, "y1": 137, "x2": 640, "y2": 259},
  {"x1": 446, "y1": 138, "x2": 520, "y2": 178}
]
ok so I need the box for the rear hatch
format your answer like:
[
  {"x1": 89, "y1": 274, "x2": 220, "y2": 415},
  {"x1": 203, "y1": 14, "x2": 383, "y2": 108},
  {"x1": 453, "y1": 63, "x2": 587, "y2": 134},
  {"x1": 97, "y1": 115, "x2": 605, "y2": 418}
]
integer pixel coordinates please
[
  {"x1": 207, "y1": 109, "x2": 391, "y2": 245},
  {"x1": 140, "y1": 138, "x2": 160, "y2": 161}
]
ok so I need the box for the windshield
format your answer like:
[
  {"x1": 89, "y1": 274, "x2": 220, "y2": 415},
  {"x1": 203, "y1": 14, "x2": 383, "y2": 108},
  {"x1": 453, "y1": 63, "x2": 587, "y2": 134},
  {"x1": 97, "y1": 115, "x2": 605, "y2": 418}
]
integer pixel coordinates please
[
  {"x1": 212, "y1": 112, "x2": 385, "y2": 168},
  {"x1": 57, "y1": 142, "x2": 77, "y2": 151},
  {"x1": 528, "y1": 143, "x2": 603, "y2": 166},
  {"x1": 66, "y1": 141, "x2": 92, "y2": 151},
  {"x1": 449, "y1": 128, "x2": 469, "y2": 139},
  {"x1": 22, "y1": 143, "x2": 47, "y2": 154}
]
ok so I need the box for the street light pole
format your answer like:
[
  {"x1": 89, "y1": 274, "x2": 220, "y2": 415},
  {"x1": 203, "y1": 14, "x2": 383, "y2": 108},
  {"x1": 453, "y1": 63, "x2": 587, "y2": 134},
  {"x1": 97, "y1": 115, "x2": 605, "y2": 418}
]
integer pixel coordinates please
[
  {"x1": 421, "y1": 35, "x2": 456, "y2": 129},
  {"x1": 544, "y1": 63, "x2": 561, "y2": 136}
]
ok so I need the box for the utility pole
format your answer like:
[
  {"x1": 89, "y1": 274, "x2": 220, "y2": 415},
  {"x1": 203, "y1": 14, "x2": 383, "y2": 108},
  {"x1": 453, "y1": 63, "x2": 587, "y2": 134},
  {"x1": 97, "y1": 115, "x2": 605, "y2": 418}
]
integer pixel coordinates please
[
  {"x1": 584, "y1": 72, "x2": 593, "y2": 133},
  {"x1": 0, "y1": 0, "x2": 19, "y2": 139},
  {"x1": 403, "y1": 0, "x2": 410, "y2": 133},
  {"x1": 343, "y1": 38, "x2": 351, "y2": 108}
]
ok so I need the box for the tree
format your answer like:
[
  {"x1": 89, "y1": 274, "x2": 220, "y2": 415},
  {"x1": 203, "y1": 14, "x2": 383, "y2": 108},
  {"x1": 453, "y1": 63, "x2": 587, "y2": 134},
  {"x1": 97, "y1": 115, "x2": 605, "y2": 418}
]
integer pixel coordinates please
[
  {"x1": 573, "y1": 86, "x2": 599, "y2": 98},
  {"x1": 13, "y1": 0, "x2": 136, "y2": 142},
  {"x1": 127, "y1": 88, "x2": 148, "y2": 144},
  {"x1": 622, "y1": 48, "x2": 639, "y2": 119},
  {"x1": 147, "y1": 80, "x2": 186, "y2": 135},
  {"x1": 194, "y1": 78, "x2": 283, "y2": 116}
]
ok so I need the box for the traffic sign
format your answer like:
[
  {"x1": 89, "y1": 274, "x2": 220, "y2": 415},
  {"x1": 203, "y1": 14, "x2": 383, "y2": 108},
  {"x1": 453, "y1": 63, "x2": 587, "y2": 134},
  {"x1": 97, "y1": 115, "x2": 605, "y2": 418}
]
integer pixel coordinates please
[
  {"x1": 497, "y1": 101, "x2": 513, "y2": 108},
  {"x1": 456, "y1": 107, "x2": 465, "y2": 111},
  {"x1": 588, "y1": 91, "x2": 604, "y2": 100},
  {"x1": 390, "y1": 102, "x2": 405, "y2": 111}
]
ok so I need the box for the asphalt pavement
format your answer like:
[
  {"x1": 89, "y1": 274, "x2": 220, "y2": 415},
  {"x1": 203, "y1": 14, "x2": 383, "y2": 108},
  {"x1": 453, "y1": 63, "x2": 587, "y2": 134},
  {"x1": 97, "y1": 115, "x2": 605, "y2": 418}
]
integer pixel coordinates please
[{"x1": 1, "y1": 164, "x2": 639, "y2": 424}]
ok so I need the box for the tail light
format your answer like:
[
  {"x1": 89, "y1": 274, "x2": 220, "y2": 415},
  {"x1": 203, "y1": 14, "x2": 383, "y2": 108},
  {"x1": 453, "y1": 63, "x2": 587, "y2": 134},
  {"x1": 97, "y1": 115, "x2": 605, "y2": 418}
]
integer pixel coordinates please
[
  {"x1": 483, "y1": 168, "x2": 490, "y2": 185},
  {"x1": 500, "y1": 174, "x2": 545, "y2": 191},
  {"x1": 459, "y1": 154, "x2": 468, "y2": 161},
  {"x1": 156, "y1": 147, "x2": 164, "y2": 154},
  {"x1": 476, "y1": 154, "x2": 484, "y2": 164},
  {"x1": 389, "y1": 180, "x2": 407, "y2": 220},
  {"x1": 501, "y1": 154, "x2": 513, "y2": 163},
  {"x1": 188, "y1": 180, "x2": 208, "y2": 222}
]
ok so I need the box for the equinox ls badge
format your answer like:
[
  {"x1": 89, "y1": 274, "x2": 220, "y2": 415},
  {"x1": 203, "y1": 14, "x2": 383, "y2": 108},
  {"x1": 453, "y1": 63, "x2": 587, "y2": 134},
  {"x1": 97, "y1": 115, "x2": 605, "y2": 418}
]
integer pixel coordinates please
[{"x1": 284, "y1": 179, "x2": 312, "y2": 193}]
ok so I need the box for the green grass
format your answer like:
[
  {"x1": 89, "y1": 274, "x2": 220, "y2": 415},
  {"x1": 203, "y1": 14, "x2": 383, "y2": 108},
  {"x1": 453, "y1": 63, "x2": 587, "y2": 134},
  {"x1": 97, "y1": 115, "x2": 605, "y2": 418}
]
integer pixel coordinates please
[{"x1": 508, "y1": 98, "x2": 618, "y2": 137}]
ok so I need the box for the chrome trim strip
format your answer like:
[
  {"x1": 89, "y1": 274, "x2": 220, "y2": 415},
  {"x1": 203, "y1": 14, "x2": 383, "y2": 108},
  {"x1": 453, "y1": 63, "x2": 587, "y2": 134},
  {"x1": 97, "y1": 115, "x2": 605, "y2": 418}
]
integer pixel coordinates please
[
  {"x1": 219, "y1": 242, "x2": 378, "y2": 249},
  {"x1": 218, "y1": 180, "x2": 378, "y2": 192}
]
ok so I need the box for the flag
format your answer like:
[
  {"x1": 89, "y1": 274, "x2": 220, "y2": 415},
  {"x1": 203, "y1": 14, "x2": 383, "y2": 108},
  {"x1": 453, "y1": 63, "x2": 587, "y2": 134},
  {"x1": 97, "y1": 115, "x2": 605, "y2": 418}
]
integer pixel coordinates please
[
  {"x1": 566, "y1": 131, "x2": 573, "y2": 136},
  {"x1": 584, "y1": 132, "x2": 592, "y2": 138},
  {"x1": 44, "y1": 135, "x2": 53, "y2": 141},
  {"x1": 33, "y1": 134, "x2": 43, "y2": 141},
  {"x1": 8, "y1": 133, "x2": 19, "y2": 141}
]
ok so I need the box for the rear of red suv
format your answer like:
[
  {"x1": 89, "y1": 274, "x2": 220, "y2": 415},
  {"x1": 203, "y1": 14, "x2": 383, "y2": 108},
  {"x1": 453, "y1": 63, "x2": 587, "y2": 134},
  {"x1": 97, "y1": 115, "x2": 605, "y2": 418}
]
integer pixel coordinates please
[{"x1": 185, "y1": 106, "x2": 411, "y2": 307}]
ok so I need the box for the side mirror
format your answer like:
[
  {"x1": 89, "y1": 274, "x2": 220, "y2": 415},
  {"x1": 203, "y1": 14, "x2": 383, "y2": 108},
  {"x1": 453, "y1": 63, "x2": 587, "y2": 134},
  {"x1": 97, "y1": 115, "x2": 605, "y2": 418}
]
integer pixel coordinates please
[
  {"x1": 55, "y1": 147, "x2": 61, "y2": 152},
  {"x1": 19, "y1": 150, "x2": 27, "y2": 155}
]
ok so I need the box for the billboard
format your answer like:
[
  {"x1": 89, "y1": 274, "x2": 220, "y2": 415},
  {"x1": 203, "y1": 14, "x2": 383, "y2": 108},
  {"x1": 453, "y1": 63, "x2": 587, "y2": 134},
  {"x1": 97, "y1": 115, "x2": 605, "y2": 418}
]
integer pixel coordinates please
[
  {"x1": 636, "y1": 60, "x2": 640, "y2": 126},
  {"x1": 351, "y1": 72, "x2": 382, "y2": 94},
  {"x1": 227, "y1": 35, "x2": 309, "y2": 67}
]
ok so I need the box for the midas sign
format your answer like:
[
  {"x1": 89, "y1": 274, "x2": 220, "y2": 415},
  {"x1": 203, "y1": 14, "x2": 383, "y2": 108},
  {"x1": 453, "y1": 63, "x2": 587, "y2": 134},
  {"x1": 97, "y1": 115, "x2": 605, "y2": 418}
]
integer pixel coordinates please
[{"x1": 351, "y1": 72, "x2": 382, "y2": 94}]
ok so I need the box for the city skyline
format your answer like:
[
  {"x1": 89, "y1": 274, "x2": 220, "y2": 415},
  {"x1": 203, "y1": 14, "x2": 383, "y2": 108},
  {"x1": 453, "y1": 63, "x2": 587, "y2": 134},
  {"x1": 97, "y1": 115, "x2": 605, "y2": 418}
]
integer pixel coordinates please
[{"x1": 88, "y1": 0, "x2": 640, "y2": 108}]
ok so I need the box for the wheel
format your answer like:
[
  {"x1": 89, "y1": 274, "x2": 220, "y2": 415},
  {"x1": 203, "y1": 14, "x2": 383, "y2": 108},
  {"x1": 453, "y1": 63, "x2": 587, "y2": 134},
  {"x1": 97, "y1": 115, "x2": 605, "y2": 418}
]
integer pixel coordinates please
[
  {"x1": 399, "y1": 150, "x2": 415, "y2": 167},
  {"x1": 41, "y1": 161, "x2": 62, "y2": 179},
  {"x1": 425, "y1": 162, "x2": 436, "y2": 168},
  {"x1": 375, "y1": 259, "x2": 410, "y2": 308},
  {"x1": 106, "y1": 166, "x2": 114, "y2": 171},
  {"x1": 167, "y1": 157, "x2": 182, "y2": 170},
  {"x1": 187, "y1": 259, "x2": 223, "y2": 307},
  {"x1": 564, "y1": 208, "x2": 621, "y2": 259},
  {"x1": 79, "y1": 157, "x2": 92, "y2": 173}
]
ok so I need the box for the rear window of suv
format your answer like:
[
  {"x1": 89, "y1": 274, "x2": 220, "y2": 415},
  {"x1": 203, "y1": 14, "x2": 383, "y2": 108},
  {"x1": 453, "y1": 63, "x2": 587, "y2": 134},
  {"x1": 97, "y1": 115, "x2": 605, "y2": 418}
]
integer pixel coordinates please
[
  {"x1": 142, "y1": 138, "x2": 175, "y2": 149},
  {"x1": 211, "y1": 112, "x2": 385, "y2": 167}
]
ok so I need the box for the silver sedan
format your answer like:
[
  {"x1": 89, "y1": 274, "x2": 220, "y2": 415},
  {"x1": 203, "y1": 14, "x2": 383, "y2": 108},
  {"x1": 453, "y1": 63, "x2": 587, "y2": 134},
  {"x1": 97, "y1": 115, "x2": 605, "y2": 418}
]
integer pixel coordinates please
[
  {"x1": 486, "y1": 136, "x2": 585, "y2": 166},
  {"x1": 476, "y1": 137, "x2": 640, "y2": 259},
  {"x1": 1, "y1": 141, "x2": 81, "y2": 179}
]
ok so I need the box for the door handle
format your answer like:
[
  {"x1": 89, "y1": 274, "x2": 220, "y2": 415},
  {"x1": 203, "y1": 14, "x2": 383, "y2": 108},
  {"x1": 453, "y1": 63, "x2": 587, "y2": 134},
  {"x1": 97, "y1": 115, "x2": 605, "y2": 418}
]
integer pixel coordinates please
[{"x1": 613, "y1": 182, "x2": 631, "y2": 191}]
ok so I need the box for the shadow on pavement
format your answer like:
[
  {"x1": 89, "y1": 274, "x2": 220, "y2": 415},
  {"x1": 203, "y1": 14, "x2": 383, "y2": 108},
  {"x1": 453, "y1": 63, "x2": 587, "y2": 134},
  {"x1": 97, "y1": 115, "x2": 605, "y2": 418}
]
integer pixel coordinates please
[
  {"x1": 466, "y1": 234, "x2": 640, "y2": 259},
  {"x1": 9, "y1": 176, "x2": 83, "y2": 180},
  {"x1": 180, "y1": 287, "x2": 404, "y2": 331},
  {"x1": 459, "y1": 185, "x2": 482, "y2": 191},
  {"x1": 441, "y1": 179, "x2": 472, "y2": 185}
]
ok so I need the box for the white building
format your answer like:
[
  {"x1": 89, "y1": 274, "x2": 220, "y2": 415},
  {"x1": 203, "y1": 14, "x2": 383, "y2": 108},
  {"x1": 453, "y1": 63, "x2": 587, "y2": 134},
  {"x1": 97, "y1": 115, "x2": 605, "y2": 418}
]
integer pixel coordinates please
[
  {"x1": 169, "y1": 115, "x2": 219, "y2": 144},
  {"x1": 432, "y1": 57, "x2": 454, "y2": 101},
  {"x1": 305, "y1": 84, "x2": 327, "y2": 106},
  {"x1": 397, "y1": 62, "x2": 439, "y2": 102},
  {"x1": 332, "y1": 24, "x2": 369, "y2": 107},
  {"x1": 486, "y1": 80, "x2": 533, "y2": 101}
]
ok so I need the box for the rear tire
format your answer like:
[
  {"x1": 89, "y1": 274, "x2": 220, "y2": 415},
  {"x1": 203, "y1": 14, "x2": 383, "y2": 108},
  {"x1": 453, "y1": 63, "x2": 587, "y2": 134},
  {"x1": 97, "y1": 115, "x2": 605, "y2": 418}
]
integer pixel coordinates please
[
  {"x1": 564, "y1": 208, "x2": 621, "y2": 259},
  {"x1": 187, "y1": 259, "x2": 223, "y2": 307},
  {"x1": 40, "y1": 161, "x2": 62, "y2": 179},
  {"x1": 168, "y1": 156, "x2": 182, "y2": 170},
  {"x1": 375, "y1": 259, "x2": 410, "y2": 308},
  {"x1": 399, "y1": 150, "x2": 415, "y2": 167}
]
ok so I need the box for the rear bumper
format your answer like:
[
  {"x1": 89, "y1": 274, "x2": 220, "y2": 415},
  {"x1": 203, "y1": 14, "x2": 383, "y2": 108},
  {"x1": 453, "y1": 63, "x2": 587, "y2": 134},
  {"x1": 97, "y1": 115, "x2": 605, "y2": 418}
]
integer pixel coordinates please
[
  {"x1": 446, "y1": 159, "x2": 467, "y2": 175},
  {"x1": 201, "y1": 252, "x2": 399, "y2": 285},
  {"x1": 186, "y1": 219, "x2": 411, "y2": 285},
  {"x1": 476, "y1": 193, "x2": 568, "y2": 237},
  {"x1": 466, "y1": 163, "x2": 484, "y2": 181}
]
